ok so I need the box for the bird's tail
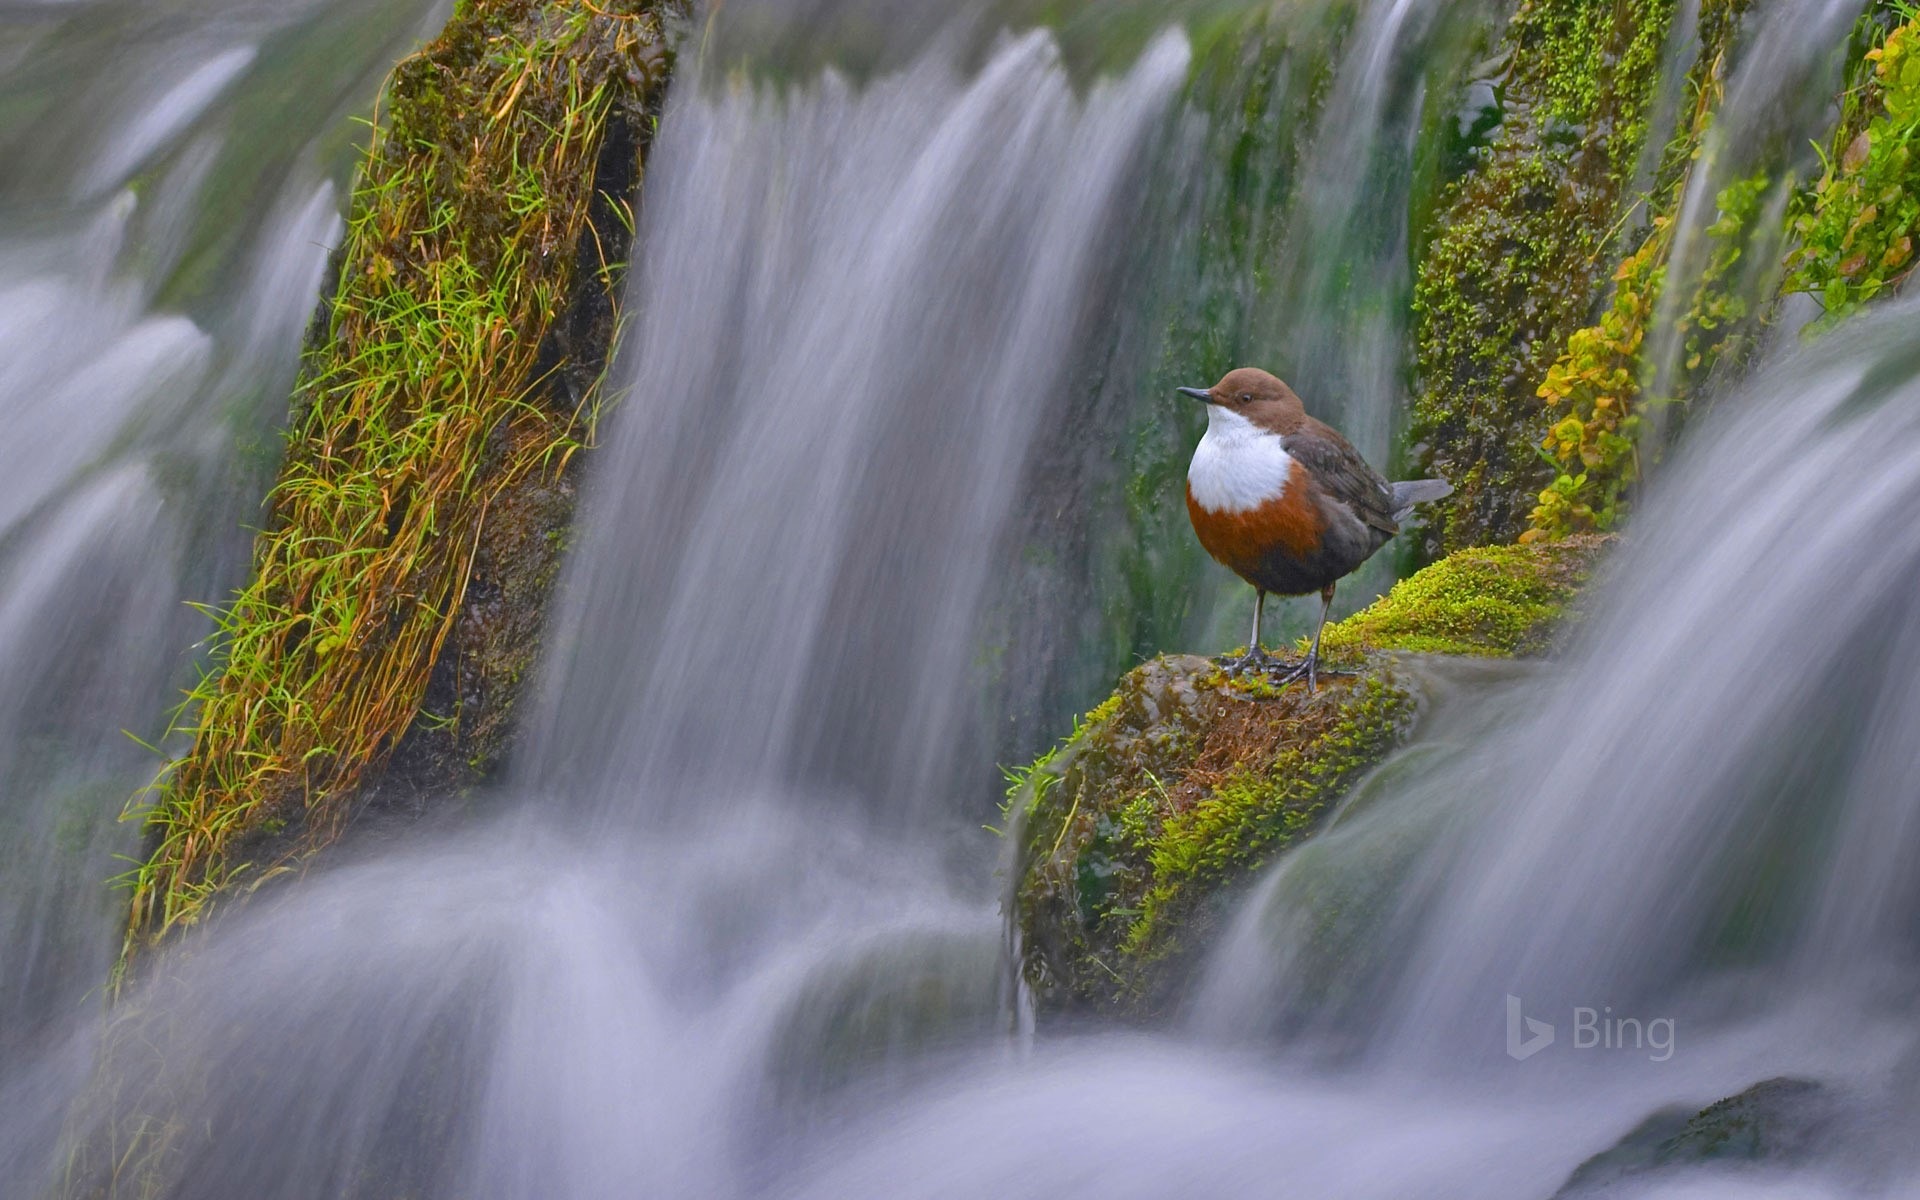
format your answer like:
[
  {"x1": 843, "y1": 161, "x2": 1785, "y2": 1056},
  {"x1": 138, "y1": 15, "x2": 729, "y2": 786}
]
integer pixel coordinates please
[{"x1": 1390, "y1": 478, "x2": 1452, "y2": 521}]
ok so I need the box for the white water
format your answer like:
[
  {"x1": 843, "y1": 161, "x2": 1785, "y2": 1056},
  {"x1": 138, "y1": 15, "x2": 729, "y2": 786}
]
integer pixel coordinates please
[
  {"x1": 7, "y1": 1, "x2": 1920, "y2": 1197},
  {"x1": 524, "y1": 28, "x2": 1191, "y2": 818},
  {"x1": 0, "y1": 0, "x2": 443, "y2": 1102}
]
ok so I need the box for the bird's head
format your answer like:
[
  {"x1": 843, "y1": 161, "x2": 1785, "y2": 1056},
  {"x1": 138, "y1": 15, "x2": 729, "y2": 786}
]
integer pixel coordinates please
[{"x1": 1176, "y1": 368, "x2": 1306, "y2": 431}]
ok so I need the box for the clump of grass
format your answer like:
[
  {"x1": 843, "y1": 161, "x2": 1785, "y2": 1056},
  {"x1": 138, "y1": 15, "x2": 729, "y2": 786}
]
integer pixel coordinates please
[{"x1": 118, "y1": 0, "x2": 680, "y2": 960}]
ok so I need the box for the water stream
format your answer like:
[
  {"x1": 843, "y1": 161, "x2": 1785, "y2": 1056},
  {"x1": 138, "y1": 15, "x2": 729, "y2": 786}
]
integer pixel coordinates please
[
  {"x1": 4, "y1": 0, "x2": 1920, "y2": 1197},
  {"x1": 0, "y1": 0, "x2": 442, "y2": 1128}
]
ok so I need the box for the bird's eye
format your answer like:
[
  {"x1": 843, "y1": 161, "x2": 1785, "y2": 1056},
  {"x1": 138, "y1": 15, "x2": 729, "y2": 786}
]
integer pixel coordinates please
[{"x1": 1238, "y1": 392, "x2": 1252, "y2": 403}]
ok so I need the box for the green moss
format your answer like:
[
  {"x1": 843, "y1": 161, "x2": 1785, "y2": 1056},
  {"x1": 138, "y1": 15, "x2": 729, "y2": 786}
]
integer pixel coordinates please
[
  {"x1": 120, "y1": 0, "x2": 683, "y2": 959},
  {"x1": 1011, "y1": 654, "x2": 1416, "y2": 1017},
  {"x1": 1410, "y1": 0, "x2": 1678, "y2": 551},
  {"x1": 1319, "y1": 534, "x2": 1612, "y2": 659}
]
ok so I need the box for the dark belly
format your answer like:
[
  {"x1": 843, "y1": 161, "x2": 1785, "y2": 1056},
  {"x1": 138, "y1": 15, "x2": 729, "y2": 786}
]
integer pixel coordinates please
[{"x1": 1241, "y1": 546, "x2": 1357, "y2": 595}]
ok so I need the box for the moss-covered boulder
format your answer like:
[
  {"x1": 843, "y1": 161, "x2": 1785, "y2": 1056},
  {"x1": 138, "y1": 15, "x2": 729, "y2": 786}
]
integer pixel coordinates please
[
  {"x1": 122, "y1": 0, "x2": 686, "y2": 958},
  {"x1": 1010, "y1": 656, "x2": 1417, "y2": 1019},
  {"x1": 1555, "y1": 1078, "x2": 1835, "y2": 1195},
  {"x1": 1007, "y1": 536, "x2": 1609, "y2": 1020}
]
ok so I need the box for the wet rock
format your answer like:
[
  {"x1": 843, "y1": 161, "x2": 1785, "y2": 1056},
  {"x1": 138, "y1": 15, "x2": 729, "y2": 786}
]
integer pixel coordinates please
[{"x1": 1555, "y1": 1077, "x2": 1834, "y2": 1195}]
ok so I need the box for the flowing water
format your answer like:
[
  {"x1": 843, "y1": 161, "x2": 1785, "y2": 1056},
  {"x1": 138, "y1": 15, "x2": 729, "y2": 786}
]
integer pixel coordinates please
[
  {"x1": 0, "y1": 0, "x2": 442, "y2": 1146},
  {"x1": 5, "y1": 0, "x2": 1920, "y2": 1197}
]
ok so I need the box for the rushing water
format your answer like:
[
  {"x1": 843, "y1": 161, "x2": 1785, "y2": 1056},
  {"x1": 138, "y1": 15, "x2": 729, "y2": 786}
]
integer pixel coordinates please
[
  {"x1": 0, "y1": 0, "x2": 442, "y2": 1127},
  {"x1": 524, "y1": 28, "x2": 1192, "y2": 819},
  {"x1": 6, "y1": 0, "x2": 1920, "y2": 1196}
]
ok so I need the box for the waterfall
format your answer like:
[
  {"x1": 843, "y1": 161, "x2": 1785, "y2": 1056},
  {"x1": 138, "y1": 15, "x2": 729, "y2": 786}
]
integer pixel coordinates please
[
  {"x1": 8, "y1": 0, "x2": 1920, "y2": 1197},
  {"x1": 1199, "y1": 302, "x2": 1920, "y2": 1056},
  {"x1": 0, "y1": 0, "x2": 441, "y2": 1121},
  {"x1": 3, "y1": 23, "x2": 1205, "y2": 1199},
  {"x1": 523, "y1": 28, "x2": 1191, "y2": 821},
  {"x1": 771, "y1": 300, "x2": 1920, "y2": 1200}
]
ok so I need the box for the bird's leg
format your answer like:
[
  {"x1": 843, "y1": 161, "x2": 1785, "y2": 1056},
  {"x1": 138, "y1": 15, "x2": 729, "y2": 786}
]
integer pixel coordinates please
[
  {"x1": 1279, "y1": 584, "x2": 1336, "y2": 692},
  {"x1": 1220, "y1": 590, "x2": 1275, "y2": 676}
]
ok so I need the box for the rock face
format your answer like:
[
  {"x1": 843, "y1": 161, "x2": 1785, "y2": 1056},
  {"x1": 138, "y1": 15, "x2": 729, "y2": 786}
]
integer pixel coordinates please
[
  {"x1": 1011, "y1": 655, "x2": 1416, "y2": 1019},
  {"x1": 1007, "y1": 536, "x2": 1610, "y2": 1020},
  {"x1": 1409, "y1": 0, "x2": 1679, "y2": 551}
]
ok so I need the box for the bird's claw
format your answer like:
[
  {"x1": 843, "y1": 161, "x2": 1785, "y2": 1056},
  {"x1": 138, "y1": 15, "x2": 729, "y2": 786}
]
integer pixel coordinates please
[
  {"x1": 1273, "y1": 654, "x2": 1319, "y2": 693},
  {"x1": 1217, "y1": 647, "x2": 1277, "y2": 678},
  {"x1": 1272, "y1": 654, "x2": 1362, "y2": 694}
]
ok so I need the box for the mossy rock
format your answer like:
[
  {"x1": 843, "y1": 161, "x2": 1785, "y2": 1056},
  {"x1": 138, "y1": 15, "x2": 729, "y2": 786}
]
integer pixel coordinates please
[
  {"x1": 1008, "y1": 538, "x2": 1608, "y2": 1020},
  {"x1": 1410, "y1": 0, "x2": 1677, "y2": 551},
  {"x1": 122, "y1": 0, "x2": 687, "y2": 956},
  {"x1": 1555, "y1": 1077, "x2": 1834, "y2": 1195},
  {"x1": 1320, "y1": 533, "x2": 1611, "y2": 660}
]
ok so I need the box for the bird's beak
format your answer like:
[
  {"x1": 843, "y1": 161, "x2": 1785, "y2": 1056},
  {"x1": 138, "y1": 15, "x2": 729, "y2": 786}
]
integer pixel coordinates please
[{"x1": 1176, "y1": 386, "x2": 1213, "y2": 403}]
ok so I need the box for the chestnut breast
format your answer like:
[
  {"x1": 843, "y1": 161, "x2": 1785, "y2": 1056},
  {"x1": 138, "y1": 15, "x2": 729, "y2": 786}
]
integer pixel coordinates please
[{"x1": 1186, "y1": 406, "x2": 1332, "y2": 593}]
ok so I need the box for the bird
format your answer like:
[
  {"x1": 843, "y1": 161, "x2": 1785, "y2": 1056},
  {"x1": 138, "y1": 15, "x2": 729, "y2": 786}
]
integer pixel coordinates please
[{"x1": 1179, "y1": 367, "x2": 1450, "y2": 691}]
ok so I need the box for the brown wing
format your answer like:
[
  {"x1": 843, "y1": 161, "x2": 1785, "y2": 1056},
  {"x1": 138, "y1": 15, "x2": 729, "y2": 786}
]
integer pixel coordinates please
[{"x1": 1282, "y1": 420, "x2": 1398, "y2": 537}]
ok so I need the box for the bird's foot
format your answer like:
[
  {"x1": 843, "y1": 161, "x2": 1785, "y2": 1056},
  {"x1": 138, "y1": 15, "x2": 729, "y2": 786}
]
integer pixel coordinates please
[
  {"x1": 1271, "y1": 653, "x2": 1360, "y2": 694},
  {"x1": 1216, "y1": 646, "x2": 1279, "y2": 678},
  {"x1": 1273, "y1": 653, "x2": 1318, "y2": 693}
]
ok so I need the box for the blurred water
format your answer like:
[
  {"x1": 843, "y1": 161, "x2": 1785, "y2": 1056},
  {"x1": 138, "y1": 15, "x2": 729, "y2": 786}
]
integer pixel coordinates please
[
  {"x1": 746, "y1": 288, "x2": 1920, "y2": 1200},
  {"x1": 0, "y1": 0, "x2": 442, "y2": 1084},
  {"x1": 1203, "y1": 305, "x2": 1920, "y2": 1056},
  {"x1": 1182, "y1": 304, "x2": 1920, "y2": 1194},
  {"x1": 524, "y1": 27, "x2": 1192, "y2": 821},
  {"x1": 10, "y1": 22, "x2": 1203, "y2": 1199}
]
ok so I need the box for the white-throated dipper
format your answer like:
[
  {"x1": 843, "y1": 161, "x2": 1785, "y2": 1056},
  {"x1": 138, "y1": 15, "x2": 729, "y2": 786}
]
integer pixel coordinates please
[{"x1": 1180, "y1": 367, "x2": 1451, "y2": 691}]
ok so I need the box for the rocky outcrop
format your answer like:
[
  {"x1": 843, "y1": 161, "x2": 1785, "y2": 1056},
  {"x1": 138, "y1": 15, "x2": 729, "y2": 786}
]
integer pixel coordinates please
[{"x1": 1007, "y1": 536, "x2": 1609, "y2": 1020}]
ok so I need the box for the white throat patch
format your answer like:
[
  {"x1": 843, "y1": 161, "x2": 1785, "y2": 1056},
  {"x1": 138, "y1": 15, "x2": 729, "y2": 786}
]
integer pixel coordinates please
[{"x1": 1187, "y1": 405, "x2": 1293, "y2": 514}]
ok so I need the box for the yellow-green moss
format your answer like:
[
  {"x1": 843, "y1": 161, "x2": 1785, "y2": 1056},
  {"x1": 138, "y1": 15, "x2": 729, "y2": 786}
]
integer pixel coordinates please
[
  {"x1": 119, "y1": 0, "x2": 682, "y2": 959},
  {"x1": 1011, "y1": 654, "x2": 1416, "y2": 1017},
  {"x1": 1410, "y1": 0, "x2": 1678, "y2": 551},
  {"x1": 1318, "y1": 534, "x2": 1612, "y2": 659}
]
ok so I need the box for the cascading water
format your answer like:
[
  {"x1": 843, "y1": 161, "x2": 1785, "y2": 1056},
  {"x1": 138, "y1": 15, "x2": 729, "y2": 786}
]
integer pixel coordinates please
[
  {"x1": 762, "y1": 309, "x2": 1920, "y2": 1200},
  {"x1": 1200, "y1": 306, "x2": 1920, "y2": 1055},
  {"x1": 0, "y1": 0, "x2": 441, "y2": 1113},
  {"x1": 524, "y1": 28, "x2": 1192, "y2": 818},
  {"x1": 8, "y1": 0, "x2": 1920, "y2": 1197},
  {"x1": 3, "y1": 20, "x2": 1208, "y2": 1199}
]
